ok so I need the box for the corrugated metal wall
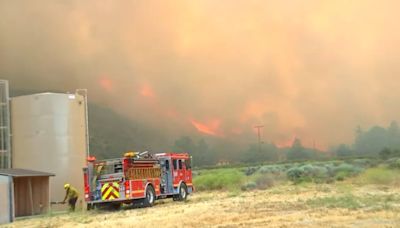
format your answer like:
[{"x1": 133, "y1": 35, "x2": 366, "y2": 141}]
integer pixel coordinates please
[{"x1": 0, "y1": 175, "x2": 12, "y2": 224}]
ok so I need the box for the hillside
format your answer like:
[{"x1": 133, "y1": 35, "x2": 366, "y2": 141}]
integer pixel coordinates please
[{"x1": 87, "y1": 104, "x2": 168, "y2": 159}]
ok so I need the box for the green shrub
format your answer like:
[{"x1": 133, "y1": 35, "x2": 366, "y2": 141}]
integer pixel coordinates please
[
  {"x1": 286, "y1": 162, "x2": 363, "y2": 184},
  {"x1": 311, "y1": 166, "x2": 329, "y2": 177},
  {"x1": 335, "y1": 171, "x2": 348, "y2": 181},
  {"x1": 241, "y1": 173, "x2": 275, "y2": 191},
  {"x1": 350, "y1": 159, "x2": 373, "y2": 168},
  {"x1": 258, "y1": 166, "x2": 270, "y2": 174},
  {"x1": 243, "y1": 167, "x2": 259, "y2": 176},
  {"x1": 284, "y1": 164, "x2": 292, "y2": 169},
  {"x1": 259, "y1": 165, "x2": 283, "y2": 174},
  {"x1": 332, "y1": 161, "x2": 342, "y2": 166},
  {"x1": 287, "y1": 165, "x2": 317, "y2": 183},
  {"x1": 241, "y1": 181, "x2": 257, "y2": 191},
  {"x1": 357, "y1": 167, "x2": 400, "y2": 185},
  {"x1": 256, "y1": 164, "x2": 287, "y2": 176},
  {"x1": 193, "y1": 169, "x2": 244, "y2": 191},
  {"x1": 333, "y1": 163, "x2": 362, "y2": 175},
  {"x1": 331, "y1": 163, "x2": 363, "y2": 181},
  {"x1": 324, "y1": 163, "x2": 336, "y2": 176},
  {"x1": 255, "y1": 174, "x2": 274, "y2": 190},
  {"x1": 287, "y1": 167, "x2": 303, "y2": 183},
  {"x1": 386, "y1": 157, "x2": 400, "y2": 169}
]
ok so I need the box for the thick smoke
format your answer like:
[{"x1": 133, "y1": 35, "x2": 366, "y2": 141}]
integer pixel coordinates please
[{"x1": 1, "y1": 0, "x2": 400, "y2": 149}]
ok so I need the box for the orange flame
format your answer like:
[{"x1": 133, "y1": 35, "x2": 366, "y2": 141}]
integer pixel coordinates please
[
  {"x1": 275, "y1": 139, "x2": 294, "y2": 148},
  {"x1": 190, "y1": 119, "x2": 222, "y2": 136},
  {"x1": 140, "y1": 84, "x2": 155, "y2": 98},
  {"x1": 99, "y1": 77, "x2": 113, "y2": 92}
]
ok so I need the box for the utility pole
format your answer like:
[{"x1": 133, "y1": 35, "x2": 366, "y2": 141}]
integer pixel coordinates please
[{"x1": 254, "y1": 125, "x2": 264, "y2": 154}]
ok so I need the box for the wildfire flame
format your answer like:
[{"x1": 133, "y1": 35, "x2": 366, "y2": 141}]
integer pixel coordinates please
[
  {"x1": 190, "y1": 119, "x2": 222, "y2": 137},
  {"x1": 275, "y1": 138, "x2": 295, "y2": 148},
  {"x1": 140, "y1": 84, "x2": 155, "y2": 98},
  {"x1": 99, "y1": 77, "x2": 113, "y2": 92}
]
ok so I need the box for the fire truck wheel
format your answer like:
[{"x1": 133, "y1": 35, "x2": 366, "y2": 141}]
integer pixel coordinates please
[
  {"x1": 144, "y1": 185, "x2": 155, "y2": 207},
  {"x1": 178, "y1": 183, "x2": 188, "y2": 201},
  {"x1": 111, "y1": 203, "x2": 122, "y2": 210},
  {"x1": 87, "y1": 203, "x2": 94, "y2": 211}
]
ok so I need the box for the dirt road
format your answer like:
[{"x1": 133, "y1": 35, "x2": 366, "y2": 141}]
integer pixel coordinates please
[{"x1": 4, "y1": 183, "x2": 400, "y2": 228}]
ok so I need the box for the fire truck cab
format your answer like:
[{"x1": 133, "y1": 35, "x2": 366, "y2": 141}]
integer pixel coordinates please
[
  {"x1": 83, "y1": 152, "x2": 193, "y2": 209},
  {"x1": 156, "y1": 153, "x2": 193, "y2": 199}
]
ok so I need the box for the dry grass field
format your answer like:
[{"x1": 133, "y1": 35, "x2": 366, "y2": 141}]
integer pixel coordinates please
[{"x1": 4, "y1": 181, "x2": 400, "y2": 228}]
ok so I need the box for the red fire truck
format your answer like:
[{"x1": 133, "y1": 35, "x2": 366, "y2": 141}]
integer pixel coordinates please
[{"x1": 83, "y1": 152, "x2": 194, "y2": 209}]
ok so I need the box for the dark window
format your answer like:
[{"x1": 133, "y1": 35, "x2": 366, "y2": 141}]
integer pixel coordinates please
[
  {"x1": 165, "y1": 160, "x2": 170, "y2": 170},
  {"x1": 173, "y1": 159, "x2": 177, "y2": 170},
  {"x1": 185, "y1": 159, "x2": 191, "y2": 170},
  {"x1": 178, "y1": 160, "x2": 183, "y2": 170}
]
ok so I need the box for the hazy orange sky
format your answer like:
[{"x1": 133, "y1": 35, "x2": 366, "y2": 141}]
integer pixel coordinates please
[{"x1": 1, "y1": 0, "x2": 400, "y2": 149}]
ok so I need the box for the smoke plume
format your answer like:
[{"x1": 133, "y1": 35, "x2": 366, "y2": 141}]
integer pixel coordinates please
[{"x1": 1, "y1": 0, "x2": 400, "y2": 149}]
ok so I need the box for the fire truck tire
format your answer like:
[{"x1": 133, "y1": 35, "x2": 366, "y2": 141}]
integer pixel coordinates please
[
  {"x1": 178, "y1": 183, "x2": 188, "y2": 201},
  {"x1": 111, "y1": 203, "x2": 122, "y2": 210},
  {"x1": 143, "y1": 185, "x2": 156, "y2": 207},
  {"x1": 87, "y1": 203, "x2": 94, "y2": 211}
]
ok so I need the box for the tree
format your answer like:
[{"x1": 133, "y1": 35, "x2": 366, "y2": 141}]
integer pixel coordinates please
[
  {"x1": 172, "y1": 136, "x2": 216, "y2": 167},
  {"x1": 241, "y1": 142, "x2": 279, "y2": 164},
  {"x1": 379, "y1": 147, "x2": 392, "y2": 160},
  {"x1": 263, "y1": 143, "x2": 279, "y2": 161},
  {"x1": 336, "y1": 144, "x2": 352, "y2": 157},
  {"x1": 388, "y1": 121, "x2": 400, "y2": 149},
  {"x1": 173, "y1": 136, "x2": 196, "y2": 153},
  {"x1": 287, "y1": 138, "x2": 311, "y2": 160},
  {"x1": 354, "y1": 124, "x2": 394, "y2": 156},
  {"x1": 196, "y1": 138, "x2": 216, "y2": 166},
  {"x1": 292, "y1": 138, "x2": 303, "y2": 149},
  {"x1": 388, "y1": 121, "x2": 399, "y2": 135}
]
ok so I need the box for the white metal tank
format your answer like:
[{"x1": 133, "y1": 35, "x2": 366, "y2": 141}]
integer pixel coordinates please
[{"x1": 11, "y1": 93, "x2": 88, "y2": 209}]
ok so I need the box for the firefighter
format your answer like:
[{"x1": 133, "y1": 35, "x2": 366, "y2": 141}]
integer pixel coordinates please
[{"x1": 62, "y1": 183, "x2": 79, "y2": 211}]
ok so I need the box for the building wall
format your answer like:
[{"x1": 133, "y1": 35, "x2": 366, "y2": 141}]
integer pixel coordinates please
[
  {"x1": 0, "y1": 175, "x2": 12, "y2": 224},
  {"x1": 11, "y1": 93, "x2": 87, "y2": 209}
]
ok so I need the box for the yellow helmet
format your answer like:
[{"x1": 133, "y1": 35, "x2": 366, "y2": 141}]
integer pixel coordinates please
[{"x1": 64, "y1": 183, "x2": 70, "y2": 189}]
